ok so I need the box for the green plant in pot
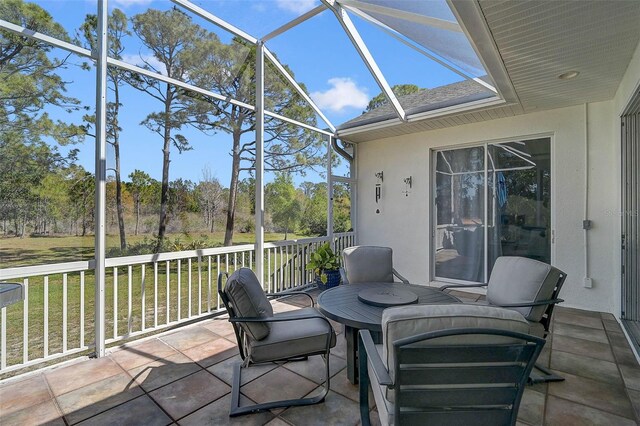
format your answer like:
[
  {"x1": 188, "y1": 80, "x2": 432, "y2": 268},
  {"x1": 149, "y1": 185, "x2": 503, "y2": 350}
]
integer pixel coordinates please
[{"x1": 306, "y1": 243, "x2": 341, "y2": 290}]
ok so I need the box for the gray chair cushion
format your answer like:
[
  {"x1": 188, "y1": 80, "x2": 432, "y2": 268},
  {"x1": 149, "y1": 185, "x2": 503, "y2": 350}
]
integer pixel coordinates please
[
  {"x1": 247, "y1": 308, "x2": 336, "y2": 363},
  {"x1": 342, "y1": 246, "x2": 394, "y2": 283},
  {"x1": 486, "y1": 256, "x2": 563, "y2": 321},
  {"x1": 381, "y1": 304, "x2": 530, "y2": 384},
  {"x1": 224, "y1": 268, "x2": 273, "y2": 341}
]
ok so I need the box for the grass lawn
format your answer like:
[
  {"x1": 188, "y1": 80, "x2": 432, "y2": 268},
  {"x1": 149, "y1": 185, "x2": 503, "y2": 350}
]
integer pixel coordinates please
[
  {"x1": 0, "y1": 231, "x2": 316, "y2": 372},
  {"x1": 0, "y1": 231, "x2": 307, "y2": 268}
]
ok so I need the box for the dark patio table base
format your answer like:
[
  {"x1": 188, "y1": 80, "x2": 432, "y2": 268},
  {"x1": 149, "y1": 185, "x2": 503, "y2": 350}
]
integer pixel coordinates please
[{"x1": 318, "y1": 282, "x2": 460, "y2": 384}]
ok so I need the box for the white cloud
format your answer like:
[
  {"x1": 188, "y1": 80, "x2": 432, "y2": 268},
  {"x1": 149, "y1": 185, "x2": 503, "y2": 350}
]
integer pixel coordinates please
[
  {"x1": 121, "y1": 53, "x2": 166, "y2": 75},
  {"x1": 276, "y1": 0, "x2": 317, "y2": 14},
  {"x1": 310, "y1": 78, "x2": 369, "y2": 113},
  {"x1": 111, "y1": 0, "x2": 153, "y2": 7}
]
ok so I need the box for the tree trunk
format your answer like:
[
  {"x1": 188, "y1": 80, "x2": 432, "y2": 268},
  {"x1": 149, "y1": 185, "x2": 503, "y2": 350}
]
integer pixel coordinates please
[
  {"x1": 156, "y1": 87, "x2": 173, "y2": 252},
  {"x1": 81, "y1": 206, "x2": 87, "y2": 236},
  {"x1": 114, "y1": 87, "x2": 127, "y2": 250},
  {"x1": 135, "y1": 199, "x2": 140, "y2": 236},
  {"x1": 20, "y1": 215, "x2": 26, "y2": 238},
  {"x1": 224, "y1": 129, "x2": 242, "y2": 246}
]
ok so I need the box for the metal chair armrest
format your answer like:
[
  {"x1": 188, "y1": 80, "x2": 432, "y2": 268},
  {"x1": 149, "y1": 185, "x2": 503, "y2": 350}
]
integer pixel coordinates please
[
  {"x1": 493, "y1": 298, "x2": 564, "y2": 308},
  {"x1": 359, "y1": 330, "x2": 393, "y2": 386},
  {"x1": 229, "y1": 313, "x2": 332, "y2": 327},
  {"x1": 439, "y1": 283, "x2": 488, "y2": 291},
  {"x1": 340, "y1": 268, "x2": 349, "y2": 285},
  {"x1": 392, "y1": 268, "x2": 410, "y2": 284},
  {"x1": 266, "y1": 291, "x2": 315, "y2": 307}
]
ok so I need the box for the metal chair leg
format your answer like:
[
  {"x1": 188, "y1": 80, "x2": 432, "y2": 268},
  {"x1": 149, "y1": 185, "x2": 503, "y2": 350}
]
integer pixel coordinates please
[
  {"x1": 529, "y1": 362, "x2": 564, "y2": 384},
  {"x1": 359, "y1": 336, "x2": 371, "y2": 426},
  {"x1": 229, "y1": 354, "x2": 331, "y2": 417}
]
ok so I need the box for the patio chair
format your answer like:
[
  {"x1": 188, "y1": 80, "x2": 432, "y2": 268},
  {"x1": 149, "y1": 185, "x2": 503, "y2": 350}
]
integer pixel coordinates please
[
  {"x1": 359, "y1": 304, "x2": 544, "y2": 426},
  {"x1": 341, "y1": 246, "x2": 409, "y2": 284},
  {"x1": 218, "y1": 268, "x2": 336, "y2": 416},
  {"x1": 440, "y1": 256, "x2": 567, "y2": 383}
]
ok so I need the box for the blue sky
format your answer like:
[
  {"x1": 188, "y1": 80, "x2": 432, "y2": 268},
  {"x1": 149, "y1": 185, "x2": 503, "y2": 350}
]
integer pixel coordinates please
[{"x1": 31, "y1": 0, "x2": 465, "y2": 187}]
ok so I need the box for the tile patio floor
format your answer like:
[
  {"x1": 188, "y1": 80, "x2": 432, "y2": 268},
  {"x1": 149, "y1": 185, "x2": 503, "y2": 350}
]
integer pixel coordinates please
[{"x1": 1, "y1": 289, "x2": 639, "y2": 426}]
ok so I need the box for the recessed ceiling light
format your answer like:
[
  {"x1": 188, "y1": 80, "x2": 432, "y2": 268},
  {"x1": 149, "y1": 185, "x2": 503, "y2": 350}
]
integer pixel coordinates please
[{"x1": 558, "y1": 71, "x2": 580, "y2": 80}]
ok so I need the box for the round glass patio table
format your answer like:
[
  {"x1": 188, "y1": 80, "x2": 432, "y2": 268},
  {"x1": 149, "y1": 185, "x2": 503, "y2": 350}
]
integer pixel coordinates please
[{"x1": 317, "y1": 282, "x2": 460, "y2": 384}]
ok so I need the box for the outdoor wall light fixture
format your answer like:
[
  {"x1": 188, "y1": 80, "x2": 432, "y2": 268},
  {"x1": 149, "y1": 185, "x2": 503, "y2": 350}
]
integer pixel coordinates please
[
  {"x1": 403, "y1": 176, "x2": 412, "y2": 197},
  {"x1": 375, "y1": 171, "x2": 383, "y2": 213}
]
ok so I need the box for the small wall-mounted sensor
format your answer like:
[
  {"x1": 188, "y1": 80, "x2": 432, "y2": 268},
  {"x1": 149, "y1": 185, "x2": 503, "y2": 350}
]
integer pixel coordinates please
[
  {"x1": 583, "y1": 277, "x2": 593, "y2": 288},
  {"x1": 582, "y1": 220, "x2": 592, "y2": 230}
]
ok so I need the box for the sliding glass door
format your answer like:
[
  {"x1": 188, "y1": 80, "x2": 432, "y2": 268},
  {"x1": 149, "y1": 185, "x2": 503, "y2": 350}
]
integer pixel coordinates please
[{"x1": 434, "y1": 137, "x2": 551, "y2": 284}]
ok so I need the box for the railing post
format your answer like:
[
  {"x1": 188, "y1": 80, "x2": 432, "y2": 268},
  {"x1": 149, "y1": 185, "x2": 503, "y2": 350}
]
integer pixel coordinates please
[
  {"x1": 328, "y1": 136, "x2": 334, "y2": 250},
  {"x1": 254, "y1": 40, "x2": 265, "y2": 284},
  {"x1": 93, "y1": 0, "x2": 108, "y2": 358},
  {"x1": 351, "y1": 143, "x2": 357, "y2": 245}
]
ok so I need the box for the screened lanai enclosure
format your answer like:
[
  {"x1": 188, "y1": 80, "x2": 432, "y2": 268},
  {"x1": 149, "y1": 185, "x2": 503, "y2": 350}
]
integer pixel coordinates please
[{"x1": 0, "y1": 0, "x2": 502, "y2": 374}]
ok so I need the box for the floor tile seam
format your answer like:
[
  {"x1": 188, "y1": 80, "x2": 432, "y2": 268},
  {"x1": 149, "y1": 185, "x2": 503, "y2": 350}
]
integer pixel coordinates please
[
  {"x1": 545, "y1": 393, "x2": 637, "y2": 422},
  {"x1": 541, "y1": 379, "x2": 551, "y2": 426},
  {"x1": 207, "y1": 362, "x2": 275, "y2": 388},
  {"x1": 617, "y1": 362, "x2": 640, "y2": 392},
  {"x1": 553, "y1": 321, "x2": 609, "y2": 334},
  {"x1": 606, "y1": 324, "x2": 640, "y2": 393},
  {"x1": 184, "y1": 331, "x2": 238, "y2": 356},
  {"x1": 602, "y1": 322, "x2": 624, "y2": 334},
  {"x1": 109, "y1": 350, "x2": 180, "y2": 372},
  {"x1": 622, "y1": 386, "x2": 640, "y2": 424},
  {"x1": 58, "y1": 385, "x2": 145, "y2": 426},
  {"x1": 279, "y1": 362, "x2": 343, "y2": 388},
  {"x1": 124, "y1": 361, "x2": 206, "y2": 394},
  {"x1": 297, "y1": 377, "x2": 335, "y2": 401},
  {"x1": 71, "y1": 393, "x2": 174, "y2": 425},
  {"x1": 31, "y1": 375, "x2": 68, "y2": 426},
  {"x1": 551, "y1": 330, "x2": 608, "y2": 345},
  {"x1": 270, "y1": 416, "x2": 295, "y2": 426},
  {"x1": 191, "y1": 349, "x2": 238, "y2": 369},
  {"x1": 550, "y1": 346, "x2": 620, "y2": 366},
  {"x1": 268, "y1": 362, "x2": 325, "y2": 392},
  {"x1": 552, "y1": 329, "x2": 616, "y2": 347},
  {"x1": 549, "y1": 364, "x2": 626, "y2": 387},
  {"x1": 43, "y1": 361, "x2": 128, "y2": 399},
  {"x1": 201, "y1": 325, "x2": 238, "y2": 342},
  {"x1": 205, "y1": 361, "x2": 232, "y2": 385},
  {"x1": 553, "y1": 318, "x2": 605, "y2": 331},
  {"x1": 148, "y1": 386, "x2": 233, "y2": 423},
  {"x1": 41, "y1": 371, "x2": 57, "y2": 402},
  {"x1": 2, "y1": 385, "x2": 67, "y2": 425},
  {"x1": 157, "y1": 327, "x2": 221, "y2": 353}
]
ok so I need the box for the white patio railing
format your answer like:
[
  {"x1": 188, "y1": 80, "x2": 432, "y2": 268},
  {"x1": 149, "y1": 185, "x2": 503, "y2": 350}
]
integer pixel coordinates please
[{"x1": 0, "y1": 232, "x2": 355, "y2": 374}]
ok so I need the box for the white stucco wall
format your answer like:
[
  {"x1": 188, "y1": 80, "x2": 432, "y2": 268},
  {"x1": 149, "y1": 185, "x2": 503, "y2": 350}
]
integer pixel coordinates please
[
  {"x1": 355, "y1": 38, "x2": 640, "y2": 315},
  {"x1": 355, "y1": 103, "x2": 619, "y2": 314}
]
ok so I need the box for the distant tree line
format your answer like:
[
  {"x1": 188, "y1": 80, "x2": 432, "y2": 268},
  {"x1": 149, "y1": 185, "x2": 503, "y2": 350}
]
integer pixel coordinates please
[
  {"x1": 0, "y1": 149, "x2": 351, "y2": 245},
  {"x1": 1, "y1": 1, "x2": 349, "y2": 253}
]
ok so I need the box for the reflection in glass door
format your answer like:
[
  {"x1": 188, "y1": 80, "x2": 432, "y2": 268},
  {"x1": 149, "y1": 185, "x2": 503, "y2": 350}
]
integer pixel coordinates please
[
  {"x1": 434, "y1": 146, "x2": 486, "y2": 282},
  {"x1": 434, "y1": 138, "x2": 551, "y2": 284}
]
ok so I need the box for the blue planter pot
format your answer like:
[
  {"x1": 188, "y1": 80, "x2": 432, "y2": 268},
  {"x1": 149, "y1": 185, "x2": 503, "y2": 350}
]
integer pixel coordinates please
[{"x1": 315, "y1": 269, "x2": 341, "y2": 291}]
